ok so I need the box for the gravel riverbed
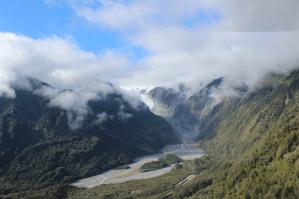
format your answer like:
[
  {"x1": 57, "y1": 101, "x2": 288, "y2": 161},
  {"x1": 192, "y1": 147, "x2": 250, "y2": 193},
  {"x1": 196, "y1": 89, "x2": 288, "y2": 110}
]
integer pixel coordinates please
[{"x1": 71, "y1": 139, "x2": 204, "y2": 188}]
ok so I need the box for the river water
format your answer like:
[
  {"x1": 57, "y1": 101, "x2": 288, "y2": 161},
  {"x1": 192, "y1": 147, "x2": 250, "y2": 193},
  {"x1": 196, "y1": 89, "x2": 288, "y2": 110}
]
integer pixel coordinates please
[{"x1": 71, "y1": 139, "x2": 204, "y2": 188}]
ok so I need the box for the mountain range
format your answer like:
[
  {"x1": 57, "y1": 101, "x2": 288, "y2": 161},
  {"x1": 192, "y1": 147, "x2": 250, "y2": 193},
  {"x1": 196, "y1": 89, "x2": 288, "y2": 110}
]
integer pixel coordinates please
[
  {"x1": 141, "y1": 77, "x2": 248, "y2": 139},
  {"x1": 1, "y1": 69, "x2": 299, "y2": 198},
  {"x1": 0, "y1": 79, "x2": 179, "y2": 197}
]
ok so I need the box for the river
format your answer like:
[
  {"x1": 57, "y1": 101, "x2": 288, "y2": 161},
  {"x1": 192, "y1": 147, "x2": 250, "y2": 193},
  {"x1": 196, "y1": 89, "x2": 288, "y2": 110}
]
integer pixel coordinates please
[{"x1": 71, "y1": 138, "x2": 204, "y2": 188}]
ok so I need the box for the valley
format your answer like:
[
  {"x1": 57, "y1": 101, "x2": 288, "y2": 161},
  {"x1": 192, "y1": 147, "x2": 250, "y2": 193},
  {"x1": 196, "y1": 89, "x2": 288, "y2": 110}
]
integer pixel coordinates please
[
  {"x1": 2, "y1": 1, "x2": 299, "y2": 198},
  {"x1": 2, "y1": 70, "x2": 299, "y2": 198},
  {"x1": 71, "y1": 139, "x2": 204, "y2": 188}
]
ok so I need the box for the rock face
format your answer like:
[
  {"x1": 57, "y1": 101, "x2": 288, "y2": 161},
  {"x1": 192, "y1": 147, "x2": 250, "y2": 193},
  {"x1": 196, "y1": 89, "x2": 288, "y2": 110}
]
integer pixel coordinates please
[
  {"x1": 169, "y1": 78, "x2": 226, "y2": 138},
  {"x1": 0, "y1": 79, "x2": 180, "y2": 195},
  {"x1": 147, "y1": 84, "x2": 189, "y2": 118},
  {"x1": 142, "y1": 78, "x2": 248, "y2": 139}
]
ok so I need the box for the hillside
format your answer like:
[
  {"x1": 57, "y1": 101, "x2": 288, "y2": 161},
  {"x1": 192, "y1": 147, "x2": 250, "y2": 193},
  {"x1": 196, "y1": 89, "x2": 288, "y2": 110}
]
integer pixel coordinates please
[
  {"x1": 197, "y1": 72, "x2": 288, "y2": 161},
  {"x1": 2, "y1": 69, "x2": 298, "y2": 199},
  {"x1": 0, "y1": 80, "x2": 180, "y2": 197},
  {"x1": 167, "y1": 70, "x2": 299, "y2": 198},
  {"x1": 168, "y1": 70, "x2": 299, "y2": 198},
  {"x1": 144, "y1": 77, "x2": 248, "y2": 139},
  {"x1": 146, "y1": 84, "x2": 189, "y2": 119},
  {"x1": 55, "y1": 69, "x2": 299, "y2": 199}
]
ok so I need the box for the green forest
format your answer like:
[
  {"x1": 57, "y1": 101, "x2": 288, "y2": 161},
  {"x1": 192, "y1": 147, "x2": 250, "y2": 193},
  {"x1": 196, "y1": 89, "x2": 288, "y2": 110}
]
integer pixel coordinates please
[{"x1": 0, "y1": 82, "x2": 179, "y2": 199}]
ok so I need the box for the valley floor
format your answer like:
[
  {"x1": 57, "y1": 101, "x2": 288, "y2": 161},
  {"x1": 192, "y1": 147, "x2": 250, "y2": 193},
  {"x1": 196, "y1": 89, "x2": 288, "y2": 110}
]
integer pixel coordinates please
[{"x1": 71, "y1": 140, "x2": 204, "y2": 188}]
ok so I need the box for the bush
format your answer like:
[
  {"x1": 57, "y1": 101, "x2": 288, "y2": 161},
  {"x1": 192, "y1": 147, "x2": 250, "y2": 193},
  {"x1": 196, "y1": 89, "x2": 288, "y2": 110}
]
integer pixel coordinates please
[
  {"x1": 139, "y1": 161, "x2": 168, "y2": 172},
  {"x1": 158, "y1": 154, "x2": 183, "y2": 164}
]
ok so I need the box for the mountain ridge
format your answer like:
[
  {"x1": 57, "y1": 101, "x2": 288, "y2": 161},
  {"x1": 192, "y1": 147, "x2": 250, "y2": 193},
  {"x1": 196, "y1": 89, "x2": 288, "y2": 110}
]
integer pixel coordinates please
[
  {"x1": 1, "y1": 70, "x2": 297, "y2": 198},
  {"x1": 0, "y1": 79, "x2": 180, "y2": 196},
  {"x1": 142, "y1": 77, "x2": 249, "y2": 139}
]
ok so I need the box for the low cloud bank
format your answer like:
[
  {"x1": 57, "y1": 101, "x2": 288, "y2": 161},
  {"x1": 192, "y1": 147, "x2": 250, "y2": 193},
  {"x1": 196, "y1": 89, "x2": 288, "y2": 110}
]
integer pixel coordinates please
[{"x1": 117, "y1": 105, "x2": 132, "y2": 123}]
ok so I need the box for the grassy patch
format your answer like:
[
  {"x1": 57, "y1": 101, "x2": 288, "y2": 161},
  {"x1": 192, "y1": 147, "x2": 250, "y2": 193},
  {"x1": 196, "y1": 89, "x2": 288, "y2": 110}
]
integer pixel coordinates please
[{"x1": 114, "y1": 165, "x2": 130, "y2": 170}]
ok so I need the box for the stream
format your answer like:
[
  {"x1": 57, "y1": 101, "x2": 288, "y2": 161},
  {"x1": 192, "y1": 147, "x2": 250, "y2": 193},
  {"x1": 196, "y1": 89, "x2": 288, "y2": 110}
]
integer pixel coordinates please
[{"x1": 71, "y1": 138, "x2": 204, "y2": 188}]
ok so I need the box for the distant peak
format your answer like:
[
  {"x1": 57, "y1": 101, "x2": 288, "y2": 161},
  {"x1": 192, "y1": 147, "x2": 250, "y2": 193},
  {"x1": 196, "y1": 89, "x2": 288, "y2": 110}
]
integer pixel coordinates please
[
  {"x1": 134, "y1": 87, "x2": 151, "y2": 94},
  {"x1": 205, "y1": 77, "x2": 223, "y2": 89},
  {"x1": 27, "y1": 77, "x2": 52, "y2": 90},
  {"x1": 140, "y1": 87, "x2": 151, "y2": 94}
]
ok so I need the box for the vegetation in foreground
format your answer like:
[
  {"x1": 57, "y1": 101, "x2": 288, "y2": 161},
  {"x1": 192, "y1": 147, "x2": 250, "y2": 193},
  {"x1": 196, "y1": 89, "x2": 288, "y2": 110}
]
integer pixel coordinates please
[
  {"x1": 158, "y1": 154, "x2": 184, "y2": 164},
  {"x1": 0, "y1": 156, "x2": 217, "y2": 199},
  {"x1": 139, "y1": 160, "x2": 169, "y2": 172},
  {"x1": 139, "y1": 154, "x2": 183, "y2": 172}
]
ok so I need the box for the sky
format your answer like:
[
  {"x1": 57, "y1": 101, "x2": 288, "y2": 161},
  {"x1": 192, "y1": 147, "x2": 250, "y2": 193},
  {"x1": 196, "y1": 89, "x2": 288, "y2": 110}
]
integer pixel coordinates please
[{"x1": 1, "y1": 0, "x2": 299, "y2": 96}]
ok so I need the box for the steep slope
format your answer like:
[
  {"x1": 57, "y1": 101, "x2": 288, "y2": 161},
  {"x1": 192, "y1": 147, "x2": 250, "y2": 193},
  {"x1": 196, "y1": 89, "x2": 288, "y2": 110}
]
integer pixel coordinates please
[
  {"x1": 142, "y1": 80, "x2": 224, "y2": 138},
  {"x1": 201, "y1": 106, "x2": 299, "y2": 198},
  {"x1": 197, "y1": 72, "x2": 289, "y2": 161},
  {"x1": 170, "y1": 70, "x2": 299, "y2": 198},
  {"x1": 143, "y1": 78, "x2": 248, "y2": 139},
  {"x1": 169, "y1": 78, "x2": 225, "y2": 138},
  {"x1": 0, "y1": 80, "x2": 179, "y2": 196},
  {"x1": 146, "y1": 84, "x2": 189, "y2": 118},
  {"x1": 51, "y1": 70, "x2": 297, "y2": 199}
]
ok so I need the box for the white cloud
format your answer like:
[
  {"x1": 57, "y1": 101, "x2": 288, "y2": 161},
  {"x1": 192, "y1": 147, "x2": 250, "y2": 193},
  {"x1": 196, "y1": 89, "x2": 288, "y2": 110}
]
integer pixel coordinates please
[
  {"x1": 44, "y1": 0, "x2": 60, "y2": 7},
  {"x1": 0, "y1": 32, "x2": 134, "y2": 130},
  {"x1": 117, "y1": 105, "x2": 132, "y2": 122},
  {"x1": 2, "y1": 1, "x2": 299, "y2": 128},
  {"x1": 0, "y1": 32, "x2": 129, "y2": 95},
  {"x1": 120, "y1": 89, "x2": 146, "y2": 110},
  {"x1": 43, "y1": 88, "x2": 99, "y2": 130},
  {"x1": 70, "y1": 0, "x2": 299, "y2": 90},
  {"x1": 93, "y1": 112, "x2": 109, "y2": 124},
  {"x1": 0, "y1": 65, "x2": 17, "y2": 98},
  {"x1": 218, "y1": 0, "x2": 299, "y2": 32},
  {"x1": 71, "y1": 0, "x2": 214, "y2": 31}
]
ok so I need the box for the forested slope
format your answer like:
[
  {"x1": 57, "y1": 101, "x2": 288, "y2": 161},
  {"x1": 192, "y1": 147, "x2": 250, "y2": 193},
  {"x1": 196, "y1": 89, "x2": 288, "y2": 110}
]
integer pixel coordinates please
[
  {"x1": 0, "y1": 81, "x2": 179, "y2": 197},
  {"x1": 64, "y1": 69, "x2": 299, "y2": 199},
  {"x1": 173, "y1": 70, "x2": 299, "y2": 198}
]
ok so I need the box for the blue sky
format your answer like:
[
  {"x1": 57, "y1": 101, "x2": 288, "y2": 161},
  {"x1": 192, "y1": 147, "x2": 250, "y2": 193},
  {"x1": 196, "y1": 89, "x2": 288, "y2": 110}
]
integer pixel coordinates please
[
  {"x1": 0, "y1": 1, "x2": 127, "y2": 55},
  {"x1": 0, "y1": 1, "x2": 221, "y2": 62}
]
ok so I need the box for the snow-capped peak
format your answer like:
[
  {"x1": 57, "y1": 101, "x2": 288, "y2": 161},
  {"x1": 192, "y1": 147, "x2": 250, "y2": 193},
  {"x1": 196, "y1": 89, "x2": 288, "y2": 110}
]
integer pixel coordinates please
[{"x1": 140, "y1": 87, "x2": 151, "y2": 94}]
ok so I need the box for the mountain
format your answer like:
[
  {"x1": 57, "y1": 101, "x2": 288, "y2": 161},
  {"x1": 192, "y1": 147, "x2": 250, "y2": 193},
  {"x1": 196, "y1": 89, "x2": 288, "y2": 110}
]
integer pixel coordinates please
[
  {"x1": 139, "y1": 87, "x2": 151, "y2": 94},
  {"x1": 146, "y1": 83, "x2": 189, "y2": 118},
  {"x1": 196, "y1": 72, "x2": 287, "y2": 160},
  {"x1": 0, "y1": 79, "x2": 179, "y2": 196},
  {"x1": 142, "y1": 78, "x2": 248, "y2": 139},
  {"x1": 55, "y1": 70, "x2": 298, "y2": 199},
  {"x1": 2, "y1": 69, "x2": 296, "y2": 199},
  {"x1": 168, "y1": 78, "x2": 226, "y2": 138},
  {"x1": 165, "y1": 70, "x2": 296, "y2": 198}
]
